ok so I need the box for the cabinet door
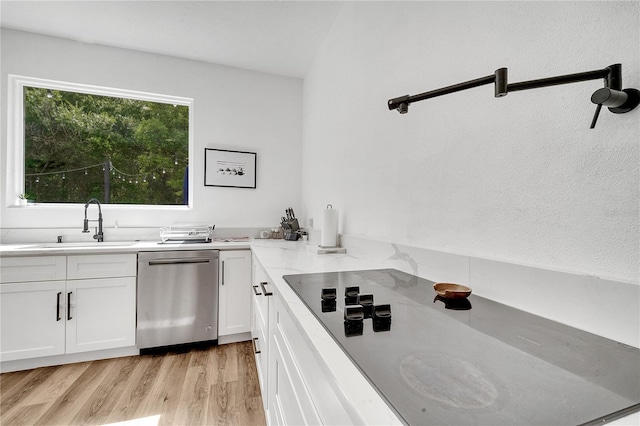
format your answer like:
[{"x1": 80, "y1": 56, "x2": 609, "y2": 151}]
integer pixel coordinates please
[
  {"x1": 0, "y1": 281, "x2": 66, "y2": 361},
  {"x1": 218, "y1": 250, "x2": 252, "y2": 336},
  {"x1": 65, "y1": 277, "x2": 136, "y2": 354},
  {"x1": 269, "y1": 329, "x2": 322, "y2": 426}
]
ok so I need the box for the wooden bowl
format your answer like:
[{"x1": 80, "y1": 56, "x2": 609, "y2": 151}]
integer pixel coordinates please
[{"x1": 433, "y1": 283, "x2": 472, "y2": 299}]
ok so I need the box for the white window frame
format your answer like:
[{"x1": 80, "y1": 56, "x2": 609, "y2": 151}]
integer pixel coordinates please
[{"x1": 6, "y1": 74, "x2": 194, "y2": 209}]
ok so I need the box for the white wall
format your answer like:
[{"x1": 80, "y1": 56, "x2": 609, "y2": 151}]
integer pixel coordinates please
[
  {"x1": 1, "y1": 29, "x2": 302, "y2": 231},
  {"x1": 302, "y1": 1, "x2": 639, "y2": 283}
]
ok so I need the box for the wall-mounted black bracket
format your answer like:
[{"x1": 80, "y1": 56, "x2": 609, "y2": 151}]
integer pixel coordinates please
[{"x1": 388, "y1": 63, "x2": 640, "y2": 128}]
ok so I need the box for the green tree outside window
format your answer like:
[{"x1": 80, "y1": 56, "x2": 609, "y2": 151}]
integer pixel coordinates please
[{"x1": 24, "y1": 87, "x2": 189, "y2": 205}]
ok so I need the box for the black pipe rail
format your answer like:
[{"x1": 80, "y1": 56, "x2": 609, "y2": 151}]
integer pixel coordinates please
[{"x1": 388, "y1": 64, "x2": 639, "y2": 128}]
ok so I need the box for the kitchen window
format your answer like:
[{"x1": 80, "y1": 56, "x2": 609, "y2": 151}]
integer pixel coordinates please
[{"x1": 6, "y1": 75, "x2": 193, "y2": 207}]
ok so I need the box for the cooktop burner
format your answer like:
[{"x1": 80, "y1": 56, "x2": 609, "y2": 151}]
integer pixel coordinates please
[{"x1": 283, "y1": 269, "x2": 640, "y2": 426}]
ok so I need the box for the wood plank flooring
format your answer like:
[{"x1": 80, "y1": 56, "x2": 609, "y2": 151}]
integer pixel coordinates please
[{"x1": 0, "y1": 341, "x2": 266, "y2": 426}]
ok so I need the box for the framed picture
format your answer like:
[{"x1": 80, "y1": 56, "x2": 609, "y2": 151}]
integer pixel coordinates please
[{"x1": 204, "y1": 148, "x2": 257, "y2": 188}]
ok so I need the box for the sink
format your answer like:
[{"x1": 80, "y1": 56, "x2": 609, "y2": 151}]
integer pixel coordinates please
[{"x1": 18, "y1": 241, "x2": 138, "y2": 249}]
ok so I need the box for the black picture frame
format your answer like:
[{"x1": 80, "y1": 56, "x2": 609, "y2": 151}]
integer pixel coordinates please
[{"x1": 204, "y1": 148, "x2": 257, "y2": 188}]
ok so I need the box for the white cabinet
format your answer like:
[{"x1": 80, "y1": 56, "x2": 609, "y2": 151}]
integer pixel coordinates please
[
  {"x1": 65, "y1": 277, "x2": 136, "y2": 353},
  {"x1": 0, "y1": 256, "x2": 66, "y2": 283},
  {"x1": 268, "y1": 293, "x2": 353, "y2": 426},
  {"x1": 218, "y1": 250, "x2": 252, "y2": 337},
  {"x1": 251, "y1": 255, "x2": 273, "y2": 409},
  {"x1": 66, "y1": 255, "x2": 136, "y2": 354},
  {"x1": 67, "y1": 253, "x2": 136, "y2": 279},
  {"x1": 251, "y1": 255, "x2": 354, "y2": 426},
  {"x1": 269, "y1": 296, "x2": 322, "y2": 426},
  {"x1": 0, "y1": 254, "x2": 136, "y2": 363},
  {"x1": 65, "y1": 254, "x2": 136, "y2": 353},
  {"x1": 0, "y1": 280, "x2": 66, "y2": 361}
]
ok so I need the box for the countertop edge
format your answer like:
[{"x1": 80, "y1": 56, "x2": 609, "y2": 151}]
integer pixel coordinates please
[{"x1": 0, "y1": 241, "x2": 251, "y2": 256}]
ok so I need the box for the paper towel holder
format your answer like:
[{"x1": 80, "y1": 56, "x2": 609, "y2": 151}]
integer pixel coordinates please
[
  {"x1": 320, "y1": 204, "x2": 338, "y2": 249},
  {"x1": 311, "y1": 204, "x2": 347, "y2": 254}
]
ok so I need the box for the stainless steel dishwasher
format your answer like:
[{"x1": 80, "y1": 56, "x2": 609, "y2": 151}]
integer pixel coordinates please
[{"x1": 137, "y1": 250, "x2": 219, "y2": 351}]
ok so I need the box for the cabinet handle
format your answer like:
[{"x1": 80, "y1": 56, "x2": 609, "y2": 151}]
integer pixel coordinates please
[
  {"x1": 252, "y1": 284, "x2": 262, "y2": 296},
  {"x1": 56, "y1": 292, "x2": 62, "y2": 321},
  {"x1": 67, "y1": 292, "x2": 73, "y2": 320},
  {"x1": 252, "y1": 337, "x2": 261, "y2": 354},
  {"x1": 221, "y1": 261, "x2": 225, "y2": 285},
  {"x1": 260, "y1": 281, "x2": 273, "y2": 296}
]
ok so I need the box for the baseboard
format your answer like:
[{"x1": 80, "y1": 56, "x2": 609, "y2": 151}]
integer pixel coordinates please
[
  {"x1": 218, "y1": 331, "x2": 251, "y2": 345},
  {"x1": 1, "y1": 346, "x2": 139, "y2": 373}
]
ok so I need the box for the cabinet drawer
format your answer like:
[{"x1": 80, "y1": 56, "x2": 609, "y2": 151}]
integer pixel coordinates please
[
  {"x1": 273, "y1": 295, "x2": 354, "y2": 425},
  {"x1": 270, "y1": 330, "x2": 322, "y2": 426},
  {"x1": 67, "y1": 254, "x2": 136, "y2": 279},
  {"x1": 0, "y1": 256, "x2": 66, "y2": 283}
]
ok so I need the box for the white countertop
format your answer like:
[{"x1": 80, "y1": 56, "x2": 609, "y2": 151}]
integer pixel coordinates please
[
  {"x1": 2, "y1": 237, "x2": 637, "y2": 424},
  {"x1": 248, "y1": 239, "x2": 640, "y2": 426},
  {"x1": 0, "y1": 239, "x2": 251, "y2": 256},
  {"x1": 1, "y1": 236, "x2": 397, "y2": 423}
]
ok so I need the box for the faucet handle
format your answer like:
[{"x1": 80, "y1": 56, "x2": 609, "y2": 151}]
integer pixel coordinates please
[{"x1": 93, "y1": 228, "x2": 104, "y2": 242}]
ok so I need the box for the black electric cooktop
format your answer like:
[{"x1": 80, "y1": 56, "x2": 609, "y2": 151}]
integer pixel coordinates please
[{"x1": 283, "y1": 269, "x2": 640, "y2": 426}]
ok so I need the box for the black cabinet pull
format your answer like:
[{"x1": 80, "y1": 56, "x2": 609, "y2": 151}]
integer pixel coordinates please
[
  {"x1": 260, "y1": 281, "x2": 273, "y2": 296},
  {"x1": 221, "y1": 261, "x2": 225, "y2": 285},
  {"x1": 252, "y1": 284, "x2": 262, "y2": 296},
  {"x1": 56, "y1": 292, "x2": 62, "y2": 321},
  {"x1": 252, "y1": 337, "x2": 261, "y2": 354},
  {"x1": 67, "y1": 292, "x2": 73, "y2": 320}
]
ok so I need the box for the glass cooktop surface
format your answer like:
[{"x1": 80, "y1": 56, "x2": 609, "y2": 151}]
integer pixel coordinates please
[{"x1": 283, "y1": 269, "x2": 640, "y2": 426}]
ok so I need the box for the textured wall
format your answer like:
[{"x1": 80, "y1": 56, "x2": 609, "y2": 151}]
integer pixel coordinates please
[
  {"x1": 1, "y1": 29, "x2": 303, "y2": 230},
  {"x1": 302, "y1": 1, "x2": 639, "y2": 282}
]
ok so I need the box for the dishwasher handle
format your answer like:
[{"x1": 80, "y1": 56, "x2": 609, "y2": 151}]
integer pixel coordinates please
[{"x1": 147, "y1": 258, "x2": 211, "y2": 266}]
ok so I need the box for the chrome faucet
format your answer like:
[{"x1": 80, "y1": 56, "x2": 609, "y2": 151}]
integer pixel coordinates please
[{"x1": 82, "y1": 198, "x2": 104, "y2": 242}]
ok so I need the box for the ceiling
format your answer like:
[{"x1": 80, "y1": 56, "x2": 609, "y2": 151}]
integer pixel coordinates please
[{"x1": 0, "y1": 0, "x2": 344, "y2": 79}]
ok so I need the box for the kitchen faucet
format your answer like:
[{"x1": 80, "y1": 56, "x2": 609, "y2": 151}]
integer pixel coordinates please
[{"x1": 83, "y1": 198, "x2": 103, "y2": 242}]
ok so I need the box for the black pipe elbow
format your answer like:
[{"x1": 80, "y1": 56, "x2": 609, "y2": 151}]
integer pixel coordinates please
[{"x1": 388, "y1": 95, "x2": 410, "y2": 113}]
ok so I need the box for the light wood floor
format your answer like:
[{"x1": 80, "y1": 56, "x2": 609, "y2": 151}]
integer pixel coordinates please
[{"x1": 0, "y1": 341, "x2": 266, "y2": 426}]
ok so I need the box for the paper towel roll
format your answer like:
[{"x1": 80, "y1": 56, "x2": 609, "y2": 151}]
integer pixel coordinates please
[{"x1": 321, "y1": 205, "x2": 338, "y2": 248}]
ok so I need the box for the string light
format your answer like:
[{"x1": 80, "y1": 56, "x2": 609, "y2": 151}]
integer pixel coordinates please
[{"x1": 25, "y1": 159, "x2": 187, "y2": 186}]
